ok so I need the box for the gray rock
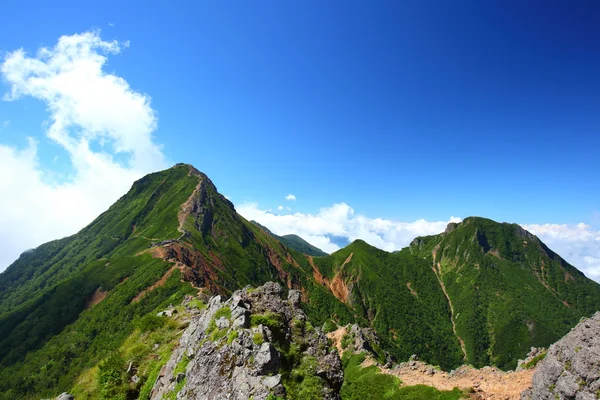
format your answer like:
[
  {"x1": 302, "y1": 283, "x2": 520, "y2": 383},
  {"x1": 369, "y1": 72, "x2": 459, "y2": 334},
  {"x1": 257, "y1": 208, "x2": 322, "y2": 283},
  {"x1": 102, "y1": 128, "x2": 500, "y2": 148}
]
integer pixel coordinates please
[
  {"x1": 288, "y1": 289, "x2": 302, "y2": 306},
  {"x1": 55, "y1": 394, "x2": 74, "y2": 400},
  {"x1": 150, "y1": 282, "x2": 343, "y2": 400},
  {"x1": 254, "y1": 342, "x2": 280, "y2": 374},
  {"x1": 262, "y1": 374, "x2": 281, "y2": 388},
  {"x1": 215, "y1": 317, "x2": 230, "y2": 329},
  {"x1": 232, "y1": 314, "x2": 248, "y2": 329},
  {"x1": 522, "y1": 312, "x2": 600, "y2": 399}
]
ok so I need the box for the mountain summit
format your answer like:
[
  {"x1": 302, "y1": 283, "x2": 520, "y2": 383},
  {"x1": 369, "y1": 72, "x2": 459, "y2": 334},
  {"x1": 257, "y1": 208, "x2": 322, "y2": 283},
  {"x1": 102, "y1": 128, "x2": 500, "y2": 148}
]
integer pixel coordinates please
[{"x1": 0, "y1": 164, "x2": 599, "y2": 399}]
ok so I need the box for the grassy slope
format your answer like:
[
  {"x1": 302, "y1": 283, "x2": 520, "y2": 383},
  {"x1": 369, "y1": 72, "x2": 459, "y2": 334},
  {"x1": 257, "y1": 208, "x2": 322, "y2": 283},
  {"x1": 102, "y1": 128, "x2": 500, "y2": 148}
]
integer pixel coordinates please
[
  {"x1": 312, "y1": 240, "x2": 465, "y2": 370},
  {"x1": 0, "y1": 165, "x2": 354, "y2": 399},
  {"x1": 0, "y1": 165, "x2": 201, "y2": 399}
]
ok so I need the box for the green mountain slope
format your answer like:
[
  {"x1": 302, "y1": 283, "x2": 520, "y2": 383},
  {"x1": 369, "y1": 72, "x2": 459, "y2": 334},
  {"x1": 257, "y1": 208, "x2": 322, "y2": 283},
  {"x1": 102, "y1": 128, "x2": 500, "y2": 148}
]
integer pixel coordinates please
[
  {"x1": 409, "y1": 217, "x2": 600, "y2": 369},
  {"x1": 251, "y1": 220, "x2": 328, "y2": 256},
  {"x1": 0, "y1": 164, "x2": 352, "y2": 399},
  {"x1": 1, "y1": 165, "x2": 599, "y2": 398}
]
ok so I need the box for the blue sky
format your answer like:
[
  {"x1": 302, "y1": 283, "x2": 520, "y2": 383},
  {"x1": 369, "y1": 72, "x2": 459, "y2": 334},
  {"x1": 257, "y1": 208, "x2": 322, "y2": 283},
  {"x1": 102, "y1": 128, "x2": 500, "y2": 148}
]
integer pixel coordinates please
[{"x1": 1, "y1": 1, "x2": 599, "y2": 278}]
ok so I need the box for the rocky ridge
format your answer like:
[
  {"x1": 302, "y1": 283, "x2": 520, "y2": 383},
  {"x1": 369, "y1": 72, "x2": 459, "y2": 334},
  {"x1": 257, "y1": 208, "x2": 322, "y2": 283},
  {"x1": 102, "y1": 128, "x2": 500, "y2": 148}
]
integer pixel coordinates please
[
  {"x1": 150, "y1": 282, "x2": 343, "y2": 400},
  {"x1": 521, "y1": 312, "x2": 600, "y2": 400}
]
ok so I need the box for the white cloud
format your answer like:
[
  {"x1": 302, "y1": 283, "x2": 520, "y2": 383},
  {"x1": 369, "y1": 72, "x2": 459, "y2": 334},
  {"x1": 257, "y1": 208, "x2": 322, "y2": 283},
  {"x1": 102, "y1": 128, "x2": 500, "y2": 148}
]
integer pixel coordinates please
[
  {"x1": 237, "y1": 201, "x2": 600, "y2": 283},
  {"x1": 522, "y1": 223, "x2": 600, "y2": 282},
  {"x1": 0, "y1": 31, "x2": 167, "y2": 271},
  {"x1": 277, "y1": 205, "x2": 283, "y2": 210},
  {"x1": 285, "y1": 194, "x2": 296, "y2": 201},
  {"x1": 237, "y1": 201, "x2": 461, "y2": 255}
]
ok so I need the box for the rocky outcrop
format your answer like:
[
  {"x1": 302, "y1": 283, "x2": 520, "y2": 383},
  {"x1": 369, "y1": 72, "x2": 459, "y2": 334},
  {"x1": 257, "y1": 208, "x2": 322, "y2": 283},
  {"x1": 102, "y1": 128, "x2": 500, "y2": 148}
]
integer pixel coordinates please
[
  {"x1": 521, "y1": 312, "x2": 600, "y2": 400},
  {"x1": 516, "y1": 347, "x2": 547, "y2": 371},
  {"x1": 150, "y1": 282, "x2": 343, "y2": 400}
]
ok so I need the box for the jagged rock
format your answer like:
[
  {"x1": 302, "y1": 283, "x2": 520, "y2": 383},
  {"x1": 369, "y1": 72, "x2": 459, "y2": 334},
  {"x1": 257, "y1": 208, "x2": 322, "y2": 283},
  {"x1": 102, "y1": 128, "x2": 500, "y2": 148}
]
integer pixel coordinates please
[
  {"x1": 516, "y1": 347, "x2": 547, "y2": 371},
  {"x1": 55, "y1": 394, "x2": 74, "y2": 400},
  {"x1": 150, "y1": 282, "x2": 343, "y2": 400},
  {"x1": 288, "y1": 289, "x2": 301, "y2": 306},
  {"x1": 521, "y1": 312, "x2": 600, "y2": 399},
  {"x1": 216, "y1": 316, "x2": 230, "y2": 329},
  {"x1": 254, "y1": 342, "x2": 280, "y2": 374}
]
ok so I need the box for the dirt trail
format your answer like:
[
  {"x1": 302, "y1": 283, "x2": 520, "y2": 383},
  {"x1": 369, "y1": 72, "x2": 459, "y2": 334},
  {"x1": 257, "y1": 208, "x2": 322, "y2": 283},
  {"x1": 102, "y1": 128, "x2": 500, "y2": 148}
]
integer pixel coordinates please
[{"x1": 383, "y1": 361, "x2": 533, "y2": 400}]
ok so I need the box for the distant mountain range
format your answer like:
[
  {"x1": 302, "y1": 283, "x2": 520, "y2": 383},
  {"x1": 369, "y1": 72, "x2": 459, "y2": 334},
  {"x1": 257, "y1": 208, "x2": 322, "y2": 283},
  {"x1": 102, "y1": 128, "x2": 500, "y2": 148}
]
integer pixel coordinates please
[
  {"x1": 250, "y1": 220, "x2": 328, "y2": 257},
  {"x1": 1, "y1": 163, "x2": 599, "y2": 399}
]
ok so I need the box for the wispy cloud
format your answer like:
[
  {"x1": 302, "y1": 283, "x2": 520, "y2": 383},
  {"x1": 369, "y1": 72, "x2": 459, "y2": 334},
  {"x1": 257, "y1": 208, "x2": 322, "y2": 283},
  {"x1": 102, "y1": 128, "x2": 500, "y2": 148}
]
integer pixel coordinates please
[
  {"x1": 0, "y1": 31, "x2": 167, "y2": 271},
  {"x1": 285, "y1": 193, "x2": 296, "y2": 201}
]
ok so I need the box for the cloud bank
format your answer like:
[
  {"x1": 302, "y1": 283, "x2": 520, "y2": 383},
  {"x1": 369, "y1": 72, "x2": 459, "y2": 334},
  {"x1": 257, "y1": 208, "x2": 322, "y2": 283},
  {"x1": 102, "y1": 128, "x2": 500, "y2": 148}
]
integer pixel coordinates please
[
  {"x1": 237, "y1": 202, "x2": 600, "y2": 282},
  {"x1": 0, "y1": 31, "x2": 167, "y2": 271},
  {"x1": 237, "y1": 202, "x2": 461, "y2": 254}
]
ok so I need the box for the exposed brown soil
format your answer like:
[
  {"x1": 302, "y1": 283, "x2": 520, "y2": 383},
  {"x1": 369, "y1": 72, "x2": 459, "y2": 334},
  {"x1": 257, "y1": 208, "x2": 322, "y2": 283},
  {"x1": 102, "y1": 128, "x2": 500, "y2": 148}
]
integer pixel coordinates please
[
  {"x1": 564, "y1": 271, "x2": 575, "y2": 282},
  {"x1": 392, "y1": 362, "x2": 533, "y2": 400},
  {"x1": 406, "y1": 282, "x2": 418, "y2": 297},
  {"x1": 488, "y1": 249, "x2": 501, "y2": 259},
  {"x1": 85, "y1": 288, "x2": 108, "y2": 308},
  {"x1": 330, "y1": 272, "x2": 350, "y2": 303},
  {"x1": 327, "y1": 326, "x2": 347, "y2": 355},
  {"x1": 327, "y1": 327, "x2": 533, "y2": 400},
  {"x1": 131, "y1": 266, "x2": 179, "y2": 303},
  {"x1": 384, "y1": 362, "x2": 533, "y2": 400},
  {"x1": 307, "y1": 254, "x2": 352, "y2": 303}
]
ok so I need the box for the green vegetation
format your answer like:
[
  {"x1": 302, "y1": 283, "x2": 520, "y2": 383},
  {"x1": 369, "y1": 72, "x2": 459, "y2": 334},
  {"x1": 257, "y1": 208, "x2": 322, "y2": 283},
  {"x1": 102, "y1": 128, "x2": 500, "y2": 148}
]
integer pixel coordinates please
[
  {"x1": 310, "y1": 240, "x2": 465, "y2": 370},
  {"x1": 283, "y1": 355, "x2": 324, "y2": 399},
  {"x1": 2, "y1": 165, "x2": 600, "y2": 399},
  {"x1": 322, "y1": 319, "x2": 338, "y2": 333},
  {"x1": 411, "y1": 217, "x2": 600, "y2": 369},
  {"x1": 250, "y1": 312, "x2": 283, "y2": 333},
  {"x1": 227, "y1": 330, "x2": 239, "y2": 344},
  {"x1": 340, "y1": 352, "x2": 465, "y2": 400},
  {"x1": 214, "y1": 306, "x2": 232, "y2": 320},
  {"x1": 252, "y1": 332, "x2": 264, "y2": 345},
  {"x1": 250, "y1": 221, "x2": 328, "y2": 256},
  {"x1": 523, "y1": 351, "x2": 547, "y2": 369}
]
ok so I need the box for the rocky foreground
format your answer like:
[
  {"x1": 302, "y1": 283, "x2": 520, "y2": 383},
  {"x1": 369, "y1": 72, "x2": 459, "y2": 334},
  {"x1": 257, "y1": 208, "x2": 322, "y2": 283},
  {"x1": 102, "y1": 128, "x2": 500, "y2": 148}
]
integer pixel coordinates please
[
  {"x1": 521, "y1": 312, "x2": 600, "y2": 400},
  {"x1": 150, "y1": 282, "x2": 343, "y2": 400}
]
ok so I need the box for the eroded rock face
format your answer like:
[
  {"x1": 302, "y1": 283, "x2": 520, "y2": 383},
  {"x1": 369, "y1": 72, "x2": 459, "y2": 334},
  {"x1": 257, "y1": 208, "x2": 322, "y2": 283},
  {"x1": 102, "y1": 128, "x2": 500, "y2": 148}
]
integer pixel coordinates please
[
  {"x1": 521, "y1": 312, "x2": 600, "y2": 400},
  {"x1": 150, "y1": 282, "x2": 343, "y2": 400}
]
